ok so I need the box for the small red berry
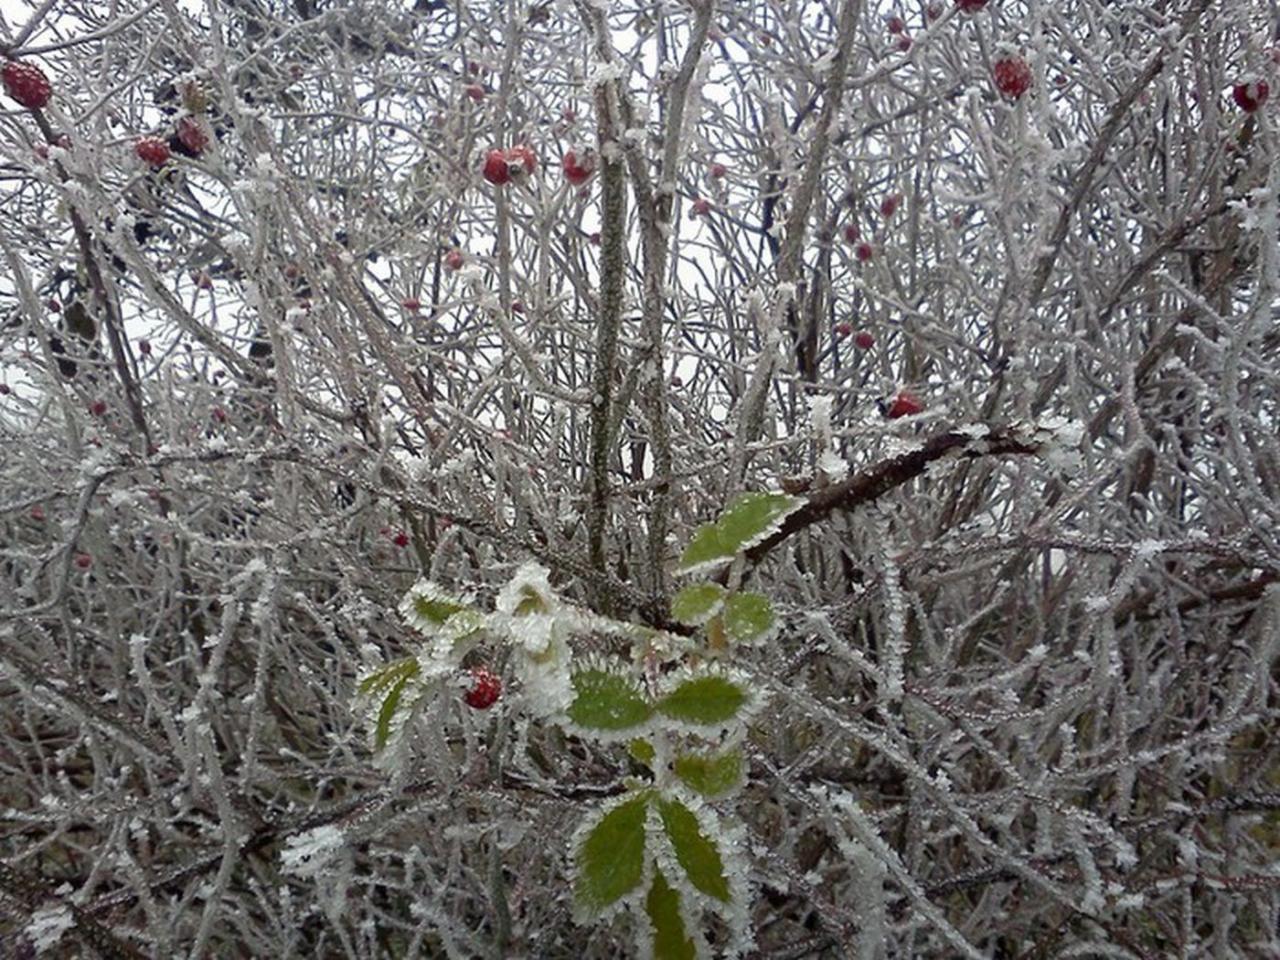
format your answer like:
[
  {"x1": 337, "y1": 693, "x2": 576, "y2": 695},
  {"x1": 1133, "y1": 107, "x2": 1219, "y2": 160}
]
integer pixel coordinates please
[
  {"x1": 927, "y1": 2, "x2": 944, "y2": 20},
  {"x1": 402, "y1": 297, "x2": 422, "y2": 312},
  {"x1": 993, "y1": 56, "x2": 1033, "y2": 100},
  {"x1": 46, "y1": 298, "x2": 61, "y2": 312},
  {"x1": 89, "y1": 400, "x2": 107, "y2": 416},
  {"x1": 854, "y1": 331, "x2": 875, "y2": 350},
  {"x1": 709, "y1": 161, "x2": 729, "y2": 179},
  {"x1": 589, "y1": 231, "x2": 601, "y2": 246},
  {"x1": 211, "y1": 406, "x2": 227, "y2": 423},
  {"x1": 465, "y1": 83, "x2": 486, "y2": 102},
  {"x1": 562, "y1": 148, "x2": 596, "y2": 185},
  {"x1": 74, "y1": 553, "x2": 94, "y2": 570},
  {"x1": 2, "y1": 60, "x2": 52, "y2": 110},
  {"x1": 670, "y1": 375, "x2": 683, "y2": 387},
  {"x1": 691, "y1": 197, "x2": 712, "y2": 217},
  {"x1": 887, "y1": 15, "x2": 906, "y2": 34},
  {"x1": 561, "y1": 107, "x2": 577, "y2": 123},
  {"x1": 1232, "y1": 79, "x2": 1270, "y2": 113},
  {"x1": 885, "y1": 390, "x2": 924, "y2": 419},
  {"x1": 880, "y1": 193, "x2": 902, "y2": 218},
  {"x1": 511, "y1": 300, "x2": 525, "y2": 314},
  {"x1": 392, "y1": 530, "x2": 410, "y2": 547},
  {"x1": 834, "y1": 322, "x2": 853, "y2": 337},
  {"x1": 175, "y1": 115, "x2": 210, "y2": 156},
  {"x1": 138, "y1": 338, "x2": 152, "y2": 355},
  {"x1": 855, "y1": 242, "x2": 874, "y2": 262},
  {"x1": 843, "y1": 222, "x2": 860, "y2": 243},
  {"x1": 135, "y1": 136, "x2": 172, "y2": 168},
  {"x1": 508, "y1": 143, "x2": 537, "y2": 177},
  {"x1": 956, "y1": 0, "x2": 988, "y2": 12},
  {"x1": 30, "y1": 504, "x2": 45, "y2": 521},
  {"x1": 483, "y1": 148, "x2": 511, "y2": 185},
  {"x1": 896, "y1": 35, "x2": 912, "y2": 52},
  {"x1": 464, "y1": 666, "x2": 502, "y2": 709},
  {"x1": 0, "y1": 383, "x2": 9, "y2": 395},
  {"x1": 445, "y1": 250, "x2": 465, "y2": 271}
]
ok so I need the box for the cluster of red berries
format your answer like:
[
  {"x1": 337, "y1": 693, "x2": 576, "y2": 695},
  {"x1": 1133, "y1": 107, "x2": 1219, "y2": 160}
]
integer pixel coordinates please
[
  {"x1": 464, "y1": 666, "x2": 502, "y2": 709},
  {"x1": 483, "y1": 144, "x2": 538, "y2": 185},
  {"x1": 993, "y1": 55, "x2": 1033, "y2": 100},
  {"x1": 134, "y1": 115, "x2": 209, "y2": 168},
  {"x1": 2, "y1": 59, "x2": 51, "y2": 110},
  {"x1": 562, "y1": 149, "x2": 596, "y2": 185}
]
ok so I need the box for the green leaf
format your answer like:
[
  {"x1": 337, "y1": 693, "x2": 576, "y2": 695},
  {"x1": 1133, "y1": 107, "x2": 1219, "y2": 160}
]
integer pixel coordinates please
[
  {"x1": 671, "y1": 582, "x2": 726, "y2": 626},
  {"x1": 566, "y1": 668, "x2": 654, "y2": 732},
  {"x1": 677, "y1": 492, "x2": 803, "y2": 573},
  {"x1": 409, "y1": 595, "x2": 467, "y2": 627},
  {"x1": 722, "y1": 591, "x2": 774, "y2": 643},
  {"x1": 374, "y1": 672, "x2": 413, "y2": 750},
  {"x1": 573, "y1": 792, "x2": 651, "y2": 916},
  {"x1": 657, "y1": 797, "x2": 731, "y2": 903},
  {"x1": 645, "y1": 868, "x2": 697, "y2": 960},
  {"x1": 657, "y1": 674, "x2": 750, "y2": 726},
  {"x1": 673, "y1": 747, "x2": 745, "y2": 799},
  {"x1": 629, "y1": 738, "x2": 656, "y2": 768},
  {"x1": 357, "y1": 656, "x2": 420, "y2": 697}
]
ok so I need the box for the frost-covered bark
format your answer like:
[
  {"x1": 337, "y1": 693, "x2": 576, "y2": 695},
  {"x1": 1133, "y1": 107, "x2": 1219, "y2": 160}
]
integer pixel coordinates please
[{"x1": 1, "y1": 0, "x2": 1278, "y2": 956}]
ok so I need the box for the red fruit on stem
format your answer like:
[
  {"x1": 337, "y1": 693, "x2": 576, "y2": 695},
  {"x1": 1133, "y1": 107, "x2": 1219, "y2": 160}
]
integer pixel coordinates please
[
  {"x1": 855, "y1": 242, "x2": 874, "y2": 262},
  {"x1": 89, "y1": 400, "x2": 107, "y2": 416},
  {"x1": 993, "y1": 56, "x2": 1033, "y2": 100},
  {"x1": 896, "y1": 35, "x2": 912, "y2": 53},
  {"x1": 483, "y1": 148, "x2": 510, "y2": 185},
  {"x1": 30, "y1": 504, "x2": 45, "y2": 521},
  {"x1": 511, "y1": 300, "x2": 524, "y2": 314},
  {"x1": 887, "y1": 15, "x2": 906, "y2": 34},
  {"x1": 2, "y1": 59, "x2": 52, "y2": 110},
  {"x1": 927, "y1": 2, "x2": 944, "y2": 20},
  {"x1": 691, "y1": 197, "x2": 712, "y2": 217},
  {"x1": 175, "y1": 115, "x2": 209, "y2": 156},
  {"x1": 843, "y1": 222, "x2": 860, "y2": 243},
  {"x1": 402, "y1": 297, "x2": 422, "y2": 312},
  {"x1": 956, "y1": 0, "x2": 988, "y2": 12},
  {"x1": 1232, "y1": 79, "x2": 1270, "y2": 113},
  {"x1": 74, "y1": 553, "x2": 93, "y2": 570},
  {"x1": 709, "y1": 161, "x2": 729, "y2": 179},
  {"x1": 392, "y1": 531, "x2": 410, "y2": 547},
  {"x1": 465, "y1": 84, "x2": 486, "y2": 102},
  {"x1": 445, "y1": 250, "x2": 465, "y2": 271},
  {"x1": 854, "y1": 331, "x2": 875, "y2": 349},
  {"x1": 135, "y1": 136, "x2": 172, "y2": 167},
  {"x1": 47, "y1": 298, "x2": 61, "y2": 312},
  {"x1": 835, "y1": 322, "x2": 853, "y2": 337},
  {"x1": 507, "y1": 143, "x2": 537, "y2": 178},
  {"x1": 138, "y1": 339, "x2": 152, "y2": 355},
  {"x1": 885, "y1": 390, "x2": 924, "y2": 419},
  {"x1": 670, "y1": 375, "x2": 683, "y2": 387},
  {"x1": 464, "y1": 667, "x2": 502, "y2": 709},
  {"x1": 211, "y1": 406, "x2": 227, "y2": 423},
  {"x1": 880, "y1": 193, "x2": 902, "y2": 218},
  {"x1": 562, "y1": 148, "x2": 596, "y2": 185},
  {"x1": 589, "y1": 232, "x2": 601, "y2": 246}
]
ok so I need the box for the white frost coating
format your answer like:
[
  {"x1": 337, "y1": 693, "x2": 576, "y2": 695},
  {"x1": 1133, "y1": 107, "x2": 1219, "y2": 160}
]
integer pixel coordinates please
[
  {"x1": 845, "y1": 837, "x2": 887, "y2": 960},
  {"x1": 515, "y1": 632, "x2": 575, "y2": 718},
  {"x1": 281, "y1": 823, "x2": 346, "y2": 878},
  {"x1": 587, "y1": 59, "x2": 625, "y2": 87},
  {"x1": 567, "y1": 792, "x2": 655, "y2": 926},
  {"x1": 817, "y1": 449, "x2": 848, "y2": 484},
  {"x1": 494, "y1": 562, "x2": 564, "y2": 657},
  {"x1": 26, "y1": 903, "x2": 74, "y2": 953}
]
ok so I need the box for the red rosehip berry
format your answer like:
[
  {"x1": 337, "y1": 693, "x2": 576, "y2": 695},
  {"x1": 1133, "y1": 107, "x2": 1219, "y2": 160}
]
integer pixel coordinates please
[
  {"x1": 2, "y1": 59, "x2": 52, "y2": 110},
  {"x1": 855, "y1": 242, "x2": 874, "y2": 262},
  {"x1": 510, "y1": 300, "x2": 524, "y2": 314},
  {"x1": 89, "y1": 400, "x2": 107, "y2": 416},
  {"x1": 464, "y1": 666, "x2": 502, "y2": 709},
  {"x1": 854, "y1": 331, "x2": 876, "y2": 350},
  {"x1": 843, "y1": 222, "x2": 861, "y2": 243},
  {"x1": 211, "y1": 406, "x2": 227, "y2": 423},
  {"x1": 880, "y1": 193, "x2": 902, "y2": 218},
  {"x1": 135, "y1": 136, "x2": 172, "y2": 168},
  {"x1": 562, "y1": 148, "x2": 596, "y2": 185},
  {"x1": 445, "y1": 250, "x2": 465, "y2": 271},
  {"x1": 691, "y1": 197, "x2": 712, "y2": 217},
  {"x1": 887, "y1": 15, "x2": 906, "y2": 34},
  {"x1": 670, "y1": 375, "x2": 683, "y2": 387},
  {"x1": 46, "y1": 298, "x2": 61, "y2": 312},
  {"x1": 175, "y1": 115, "x2": 210, "y2": 156},
  {"x1": 402, "y1": 297, "x2": 422, "y2": 312},
  {"x1": 834, "y1": 322, "x2": 853, "y2": 337},
  {"x1": 588, "y1": 231, "x2": 601, "y2": 246},
  {"x1": 1232, "y1": 79, "x2": 1270, "y2": 113},
  {"x1": 392, "y1": 530, "x2": 410, "y2": 547},
  {"x1": 884, "y1": 390, "x2": 924, "y2": 419},
  {"x1": 74, "y1": 552, "x2": 93, "y2": 570},
  {"x1": 465, "y1": 83, "x2": 486, "y2": 102},
  {"x1": 993, "y1": 55, "x2": 1033, "y2": 100},
  {"x1": 956, "y1": 0, "x2": 988, "y2": 12},
  {"x1": 896, "y1": 35, "x2": 912, "y2": 52},
  {"x1": 483, "y1": 148, "x2": 511, "y2": 185},
  {"x1": 0, "y1": 383, "x2": 9, "y2": 395},
  {"x1": 30, "y1": 504, "x2": 45, "y2": 521},
  {"x1": 709, "y1": 161, "x2": 729, "y2": 179},
  {"x1": 138, "y1": 339, "x2": 152, "y2": 355},
  {"x1": 927, "y1": 2, "x2": 944, "y2": 20}
]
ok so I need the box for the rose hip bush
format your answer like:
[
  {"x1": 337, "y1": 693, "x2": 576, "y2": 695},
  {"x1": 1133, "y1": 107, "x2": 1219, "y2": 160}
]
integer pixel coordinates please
[{"x1": 1, "y1": 1, "x2": 1277, "y2": 957}]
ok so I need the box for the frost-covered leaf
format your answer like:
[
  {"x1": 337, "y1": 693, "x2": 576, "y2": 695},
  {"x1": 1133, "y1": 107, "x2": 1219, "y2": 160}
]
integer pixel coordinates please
[
  {"x1": 357, "y1": 656, "x2": 420, "y2": 699},
  {"x1": 671, "y1": 582, "x2": 726, "y2": 626},
  {"x1": 657, "y1": 797, "x2": 731, "y2": 903},
  {"x1": 496, "y1": 561, "x2": 558, "y2": 617},
  {"x1": 657, "y1": 673, "x2": 751, "y2": 727},
  {"x1": 398, "y1": 580, "x2": 475, "y2": 636},
  {"x1": 572, "y1": 791, "x2": 652, "y2": 918},
  {"x1": 644, "y1": 868, "x2": 697, "y2": 960},
  {"x1": 678, "y1": 492, "x2": 803, "y2": 573},
  {"x1": 374, "y1": 670, "x2": 414, "y2": 750},
  {"x1": 566, "y1": 667, "x2": 654, "y2": 733},
  {"x1": 672, "y1": 747, "x2": 745, "y2": 799},
  {"x1": 721, "y1": 592, "x2": 774, "y2": 644},
  {"x1": 630, "y1": 738, "x2": 657, "y2": 768}
]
